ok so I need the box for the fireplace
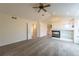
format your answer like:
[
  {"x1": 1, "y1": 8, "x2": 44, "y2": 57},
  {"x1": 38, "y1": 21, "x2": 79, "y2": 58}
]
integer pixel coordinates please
[{"x1": 52, "y1": 30, "x2": 60, "y2": 38}]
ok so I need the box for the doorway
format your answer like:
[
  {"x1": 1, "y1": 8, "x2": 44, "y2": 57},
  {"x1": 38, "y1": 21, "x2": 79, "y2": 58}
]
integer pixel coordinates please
[
  {"x1": 32, "y1": 24, "x2": 37, "y2": 39},
  {"x1": 47, "y1": 24, "x2": 52, "y2": 37}
]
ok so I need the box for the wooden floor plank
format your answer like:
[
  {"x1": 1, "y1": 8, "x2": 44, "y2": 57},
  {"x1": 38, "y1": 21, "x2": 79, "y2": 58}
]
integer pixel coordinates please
[{"x1": 0, "y1": 37, "x2": 79, "y2": 56}]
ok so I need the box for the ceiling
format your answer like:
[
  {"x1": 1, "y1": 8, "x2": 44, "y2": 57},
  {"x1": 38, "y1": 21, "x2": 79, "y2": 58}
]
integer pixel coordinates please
[{"x1": 0, "y1": 3, "x2": 79, "y2": 21}]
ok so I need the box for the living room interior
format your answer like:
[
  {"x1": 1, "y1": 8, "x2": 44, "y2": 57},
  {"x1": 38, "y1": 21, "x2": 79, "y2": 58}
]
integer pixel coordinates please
[{"x1": 1, "y1": 3, "x2": 79, "y2": 56}]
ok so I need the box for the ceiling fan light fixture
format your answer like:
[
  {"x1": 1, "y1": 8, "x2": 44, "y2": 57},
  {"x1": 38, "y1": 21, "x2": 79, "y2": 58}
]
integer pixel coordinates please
[
  {"x1": 11, "y1": 16, "x2": 17, "y2": 20},
  {"x1": 33, "y1": 3, "x2": 50, "y2": 13}
]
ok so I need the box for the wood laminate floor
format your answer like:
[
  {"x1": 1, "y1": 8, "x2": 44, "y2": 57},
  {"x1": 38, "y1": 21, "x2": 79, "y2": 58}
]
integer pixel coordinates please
[{"x1": 0, "y1": 37, "x2": 79, "y2": 56}]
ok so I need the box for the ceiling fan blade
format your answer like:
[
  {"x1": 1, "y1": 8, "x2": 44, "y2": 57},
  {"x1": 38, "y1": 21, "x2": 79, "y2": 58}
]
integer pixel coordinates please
[
  {"x1": 42, "y1": 8, "x2": 47, "y2": 12},
  {"x1": 32, "y1": 7, "x2": 39, "y2": 8},
  {"x1": 44, "y1": 4, "x2": 50, "y2": 7},
  {"x1": 38, "y1": 9, "x2": 41, "y2": 13},
  {"x1": 39, "y1": 3, "x2": 43, "y2": 6}
]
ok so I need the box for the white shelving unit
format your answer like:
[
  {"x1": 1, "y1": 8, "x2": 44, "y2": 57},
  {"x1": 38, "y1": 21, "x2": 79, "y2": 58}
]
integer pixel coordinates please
[{"x1": 60, "y1": 30, "x2": 74, "y2": 42}]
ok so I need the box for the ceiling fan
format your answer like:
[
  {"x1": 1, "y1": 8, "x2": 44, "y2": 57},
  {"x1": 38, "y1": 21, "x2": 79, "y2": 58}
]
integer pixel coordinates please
[{"x1": 33, "y1": 3, "x2": 50, "y2": 13}]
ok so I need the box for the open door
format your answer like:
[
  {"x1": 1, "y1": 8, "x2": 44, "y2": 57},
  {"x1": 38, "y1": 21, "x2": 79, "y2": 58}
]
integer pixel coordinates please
[{"x1": 32, "y1": 24, "x2": 37, "y2": 39}]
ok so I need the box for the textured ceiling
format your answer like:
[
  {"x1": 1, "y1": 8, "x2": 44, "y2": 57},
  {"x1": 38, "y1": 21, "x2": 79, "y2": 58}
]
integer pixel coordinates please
[{"x1": 0, "y1": 3, "x2": 79, "y2": 20}]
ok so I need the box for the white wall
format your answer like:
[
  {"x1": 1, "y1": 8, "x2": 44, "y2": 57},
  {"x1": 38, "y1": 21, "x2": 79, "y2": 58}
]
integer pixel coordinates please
[
  {"x1": 27, "y1": 21, "x2": 47, "y2": 38},
  {"x1": 28, "y1": 22, "x2": 33, "y2": 40},
  {"x1": 27, "y1": 21, "x2": 48, "y2": 39},
  {"x1": 40, "y1": 22, "x2": 47, "y2": 37},
  {"x1": 0, "y1": 14, "x2": 48, "y2": 46},
  {"x1": 0, "y1": 16, "x2": 2, "y2": 42},
  {"x1": 51, "y1": 17, "x2": 73, "y2": 30},
  {"x1": 0, "y1": 14, "x2": 28, "y2": 46},
  {"x1": 37, "y1": 22, "x2": 40, "y2": 38}
]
